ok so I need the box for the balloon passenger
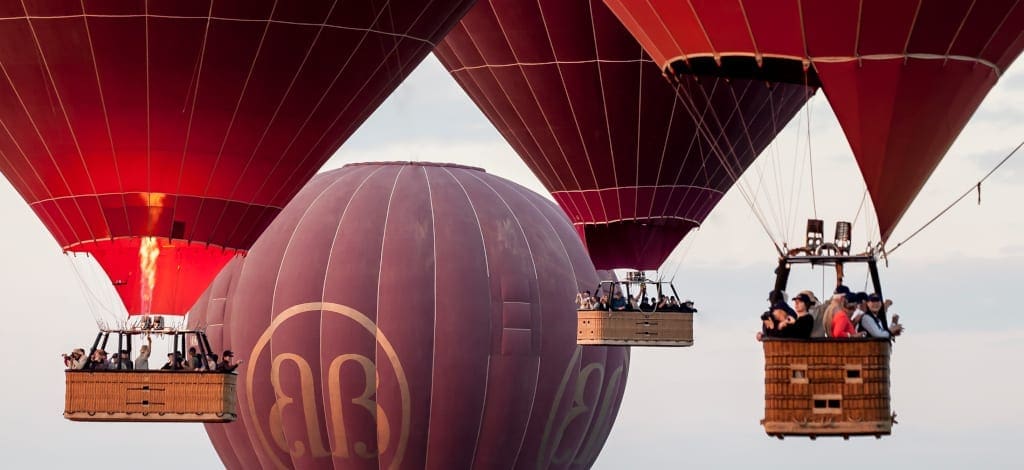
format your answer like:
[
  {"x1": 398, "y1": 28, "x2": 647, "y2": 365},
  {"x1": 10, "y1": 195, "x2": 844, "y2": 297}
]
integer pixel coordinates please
[
  {"x1": 206, "y1": 354, "x2": 219, "y2": 370},
  {"x1": 160, "y1": 353, "x2": 184, "y2": 371},
  {"x1": 135, "y1": 336, "x2": 152, "y2": 370},
  {"x1": 831, "y1": 293, "x2": 865, "y2": 338},
  {"x1": 757, "y1": 303, "x2": 805, "y2": 340},
  {"x1": 858, "y1": 294, "x2": 905, "y2": 339},
  {"x1": 62, "y1": 348, "x2": 87, "y2": 370},
  {"x1": 87, "y1": 349, "x2": 111, "y2": 370},
  {"x1": 216, "y1": 350, "x2": 242, "y2": 373},
  {"x1": 813, "y1": 285, "x2": 850, "y2": 338},
  {"x1": 115, "y1": 350, "x2": 133, "y2": 370},
  {"x1": 610, "y1": 290, "x2": 629, "y2": 311},
  {"x1": 184, "y1": 347, "x2": 204, "y2": 370}
]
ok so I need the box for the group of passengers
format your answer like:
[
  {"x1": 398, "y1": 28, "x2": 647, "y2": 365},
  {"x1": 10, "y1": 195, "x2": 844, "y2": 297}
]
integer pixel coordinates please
[
  {"x1": 62, "y1": 336, "x2": 242, "y2": 373},
  {"x1": 576, "y1": 286, "x2": 697, "y2": 313},
  {"x1": 756, "y1": 285, "x2": 904, "y2": 341}
]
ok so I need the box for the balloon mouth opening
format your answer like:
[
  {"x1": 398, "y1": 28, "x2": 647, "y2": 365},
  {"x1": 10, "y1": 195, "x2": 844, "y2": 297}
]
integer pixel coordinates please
[
  {"x1": 67, "y1": 238, "x2": 242, "y2": 316},
  {"x1": 342, "y1": 161, "x2": 486, "y2": 173}
]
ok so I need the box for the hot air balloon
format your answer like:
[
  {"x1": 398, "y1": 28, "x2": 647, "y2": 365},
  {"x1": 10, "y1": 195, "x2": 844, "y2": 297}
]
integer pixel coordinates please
[
  {"x1": 17, "y1": 0, "x2": 477, "y2": 423},
  {"x1": 434, "y1": 0, "x2": 812, "y2": 272},
  {"x1": 188, "y1": 162, "x2": 630, "y2": 469},
  {"x1": 0, "y1": 0, "x2": 474, "y2": 319},
  {"x1": 602, "y1": 0, "x2": 1024, "y2": 439},
  {"x1": 603, "y1": 0, "x2": 1024, "y2": 241}
]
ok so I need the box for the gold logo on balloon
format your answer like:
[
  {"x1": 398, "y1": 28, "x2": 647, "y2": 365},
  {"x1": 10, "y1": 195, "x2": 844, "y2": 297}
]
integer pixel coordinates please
[
  {"x1": 538, "y1": 347, "x2": 628, "y2": 467},
  {"x1": 245, "y1": 302, "x2": 410, "y2": 470}
]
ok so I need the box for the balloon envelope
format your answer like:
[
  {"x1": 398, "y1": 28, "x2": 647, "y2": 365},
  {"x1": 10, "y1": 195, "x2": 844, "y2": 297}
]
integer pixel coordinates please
[
  {"x1": 189, "y1": 162, "x2": 630, "y2": 469},
  {"x1": 603, "y1": 0, "x2": 1024, "y2": 239},
  {"x1": 434, "y1": 0, "x2": 810, "y2": 270},
  {"x1": 0, "y1": 0, "x2": 474, "y2": 314}
]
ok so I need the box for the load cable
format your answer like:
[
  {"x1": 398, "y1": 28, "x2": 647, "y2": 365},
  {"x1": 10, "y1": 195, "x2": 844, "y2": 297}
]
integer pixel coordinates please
[{"x1": 887, "y1": 138, "x2": 1024, "y2": 256}]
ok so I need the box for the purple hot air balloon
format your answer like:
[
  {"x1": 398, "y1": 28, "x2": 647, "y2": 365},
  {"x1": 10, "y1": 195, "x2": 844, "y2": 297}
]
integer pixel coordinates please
[{"x1": 190, "y1": 162, "x2": 630, "y2": 469}]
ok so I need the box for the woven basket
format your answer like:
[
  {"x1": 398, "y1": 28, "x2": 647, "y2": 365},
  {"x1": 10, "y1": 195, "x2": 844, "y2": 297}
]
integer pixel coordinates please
[
  {"x1": 64, "y1": 370, "x2": 237, "y2": 422},
  {"x1": 577, "y1": 311, "x2": 693, "y2": 346},
  {"x1": 761, "y1": 338, "x2": 893, "y2": 439}
]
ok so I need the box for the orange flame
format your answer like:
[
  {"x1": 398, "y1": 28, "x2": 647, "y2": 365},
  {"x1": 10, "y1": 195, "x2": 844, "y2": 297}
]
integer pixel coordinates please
[{"x1": 139, "y1": 237, "x2": 161, "y2": 313}]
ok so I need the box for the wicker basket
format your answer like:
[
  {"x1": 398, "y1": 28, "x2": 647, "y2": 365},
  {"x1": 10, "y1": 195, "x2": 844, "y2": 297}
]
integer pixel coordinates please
[
  {"x1": 577, "y1": 311, "x2": 693, "y2": 346},
  {"x1": 761, "y1": 338, "x2": 893, "y2": 439},
  {"x1": 64, "y1": 370, "x2": 237, "y2": 422}
]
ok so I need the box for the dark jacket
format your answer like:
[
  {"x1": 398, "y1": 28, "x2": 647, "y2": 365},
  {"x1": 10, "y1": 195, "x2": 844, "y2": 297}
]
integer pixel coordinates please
[{"x1": 765, "y1": 314, "x2": 813, "y2": 339}]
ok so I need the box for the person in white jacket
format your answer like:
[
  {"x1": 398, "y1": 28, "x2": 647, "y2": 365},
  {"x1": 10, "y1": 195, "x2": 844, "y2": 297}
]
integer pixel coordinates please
[{"x1": 62, "y1": 348, "x2": 87, "y2": 370}]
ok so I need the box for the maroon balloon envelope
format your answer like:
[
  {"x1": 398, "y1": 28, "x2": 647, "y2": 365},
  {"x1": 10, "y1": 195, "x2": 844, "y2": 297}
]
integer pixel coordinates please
[
  {"x1": 0, "y1": 0, "x2": 473, "y2": 315},
  {"x1": 603, "y1": 0, "x2": 1024, "y2": 240},
  {"x1": 190, "y1": 162, "x2": 630, "y2": 470},
  {"x1": 434, "y1": 0, "x2": 811, "y2": 270}
]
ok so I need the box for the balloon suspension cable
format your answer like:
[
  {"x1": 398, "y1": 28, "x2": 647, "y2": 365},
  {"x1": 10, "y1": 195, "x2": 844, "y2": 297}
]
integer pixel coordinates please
[
  {"x1": 65, "y1": 253, "x2": 120, "y2": 329},
  {"x1": 887, "y1": 138, "x2": 1024, "y2": 256},
  {"x1": 671, "y1": 78, "x2": 786, "y2": 257},
  {"x1": 804, "y1": 74, "x2": 818, "y2": 219}
]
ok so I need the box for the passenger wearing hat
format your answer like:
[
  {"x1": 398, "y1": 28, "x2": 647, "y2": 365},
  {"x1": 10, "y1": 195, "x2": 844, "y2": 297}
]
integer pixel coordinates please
[
  {"x1": 216, "y1": 350, "x2": 243, "y2": 373},
  {"x1": 858, "y1": 293, "x2": 905, "y2": 338},
  {"x1": 757, "y1": 300, "x2": 814, "y2": 340},
  {"x1": 831, "y1": 292, "x2": 865, "y2": 338},
  {"x1": 786, "y1": 293, "x2": 815, "y2": 338}
]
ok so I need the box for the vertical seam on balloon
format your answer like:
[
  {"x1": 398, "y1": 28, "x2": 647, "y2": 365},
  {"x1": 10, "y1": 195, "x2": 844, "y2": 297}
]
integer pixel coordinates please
[
  {"x1": 526, "y1": 0, "x2": 605, "y2": 225},
  {"x1": 191, "y1": 0, "x2": 281, "y2": 244},
  {"x1": 375, "y1": 163, "x2": 407, "y2": 470},
  {"x1": 474, "y1": 2, "x2": 599, "y2": 227},
  {"x1": 902, "y1": 0, "x2": 924, "y2": 59},
  {"x1": 943, "y1": 1, "x2": 977, "y2": 67},
  {"x1": 0, "y1": 144, "x2": 39, "y2": 202},
  {"x1": 313, "y1": 164, "x2": 384, "y2": 467},
  {"x1": 635, "y1": 46, "x2": 644, "y2": 226},
  {"x1": 144, "y1": 0, "x2": 151, "y2": 223},
  {"x1": 737, "y1": 0, "x2": 761, "y2": 64},
  {"x1": 488, "y1": 177, "x2": 576, "y2": 470},
  {"x1": 167, "y1": 0, "x2": 214, "y2": 241},
  {"x1": 462, "y1": 168, "x2": 542, "y2": 468},
  {"x1": 267, "y1": 171, "x2": 370, "y2": 467},
  {"x1": 975, "y1": 0, "x2": 1021, "y2": 67},
  {"x1": 0, "y1": 60, "x2": 77, "y2": 247},
  {"x1": 438, "y1": 166, "x2": 490, "y2": 468},
  {"x1": 259, "y1": 0, "x2": 446, "y2": 209},
  {"x1": 646, "y1": 62, "x2": 680, "y2": 223},
  {"x1": 628, "y1": 0, "x2": 682, "y2": 69},
  {"x1": 442, "y1": 56, "x2": 564, "y2": 195},
  {"x1": 582, "y1": 0, "x2": 625, "y2": 223},
  {"x1": 685, "y1": 0, "x2": 717, "y2": 63},
  {"x1": 421, "y1": 165, "x2": 439, "y2": 468},
  {"x1": 78, "y1": 0, "x2": 133, "y2": 239},
  {"x1": 16, "y1": 1, "x2": 105, "y2": 242},
  {"x1": 797, "y1": 0, "x2": 810, "y2": 64},
  {"x1": 437, "y1": 21, "x2": 582, "y2": 220},
  {"x1": 854, "y1": 0, "x2": 864, "y2": 61},
  {"x1": 436, "y1": 28, "x2": 565, "y2": 196},
  {"x1": 206, "y1": 0, "x2": 340, "y2": 246}
]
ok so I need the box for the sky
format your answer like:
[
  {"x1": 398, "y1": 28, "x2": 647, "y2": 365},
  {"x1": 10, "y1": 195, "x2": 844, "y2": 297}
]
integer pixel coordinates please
[{"x1": 1, "y1": 51, "x2": 1023, "y2": 468}]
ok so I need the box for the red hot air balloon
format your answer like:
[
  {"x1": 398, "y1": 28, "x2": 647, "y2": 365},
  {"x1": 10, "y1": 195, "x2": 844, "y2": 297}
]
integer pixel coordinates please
[
  {"x1": 0, "y1": 0, "x2": 474, "y2": 316},
  {"x1": 434, "y1": 0, "x2": 811, "y2": 270},
  {"x1": 603, "y1": 0, "x2": 1024, "y2": 240},
  {"x1": 188, "y1": 162, "x2": 630, "y2": 469}
]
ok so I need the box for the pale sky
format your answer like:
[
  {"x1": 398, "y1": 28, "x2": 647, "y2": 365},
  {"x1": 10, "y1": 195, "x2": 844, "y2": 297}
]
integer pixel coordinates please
[{"x1": 1, "y1": 54, "x2": 1022, "y2": 469}]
